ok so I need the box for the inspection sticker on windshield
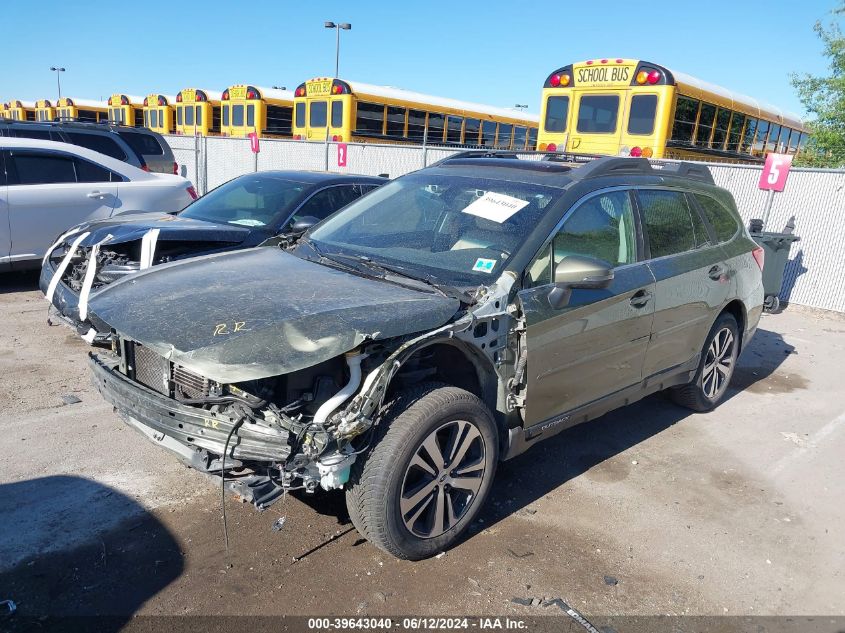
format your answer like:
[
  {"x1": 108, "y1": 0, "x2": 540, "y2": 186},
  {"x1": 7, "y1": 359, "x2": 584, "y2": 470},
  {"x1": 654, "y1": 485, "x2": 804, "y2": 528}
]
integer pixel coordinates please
[
  {"x1": 462, "y1": 191, "x2": 529, "y2": 223},
  {"x1": 473, "y1": 258, "x2": 497, "y2": 273}
]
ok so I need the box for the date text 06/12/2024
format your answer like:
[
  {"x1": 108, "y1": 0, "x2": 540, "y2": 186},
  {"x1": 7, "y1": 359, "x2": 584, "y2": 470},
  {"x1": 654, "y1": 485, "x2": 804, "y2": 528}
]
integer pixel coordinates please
[{"x1": 307, "y1": 617, "x2": 528, "y2": 630}]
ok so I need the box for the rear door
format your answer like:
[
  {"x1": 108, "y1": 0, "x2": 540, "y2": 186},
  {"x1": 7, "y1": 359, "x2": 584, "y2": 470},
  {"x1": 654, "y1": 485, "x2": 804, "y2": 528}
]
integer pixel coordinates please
[
  {"x1": 636, "y1": 188, "x2": 730, "y2": 377},
  {"x1": 518, "y1": 188, "x2": 655, "y2": 427},
  {"x1": 567, "y1": 91, "x2": 626, "y2": 154},
  {"x1": 6, "y1": 149, "x2": 118, "y2": 264}
]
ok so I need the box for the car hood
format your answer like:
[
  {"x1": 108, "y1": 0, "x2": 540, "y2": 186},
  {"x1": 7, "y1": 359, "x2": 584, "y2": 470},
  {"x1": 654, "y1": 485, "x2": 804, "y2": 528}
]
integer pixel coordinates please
[
  {"x1": 87, "y1": 248, "x2": 461, "y2": 383},
  {"x1": 72, "y1": 212, "x2": 253, "y2": 246}
]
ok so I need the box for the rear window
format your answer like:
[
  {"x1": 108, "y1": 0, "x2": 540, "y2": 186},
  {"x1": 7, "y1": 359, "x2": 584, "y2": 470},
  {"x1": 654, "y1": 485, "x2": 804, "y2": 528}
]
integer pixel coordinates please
[
  {"x1": 628, "y1": 95, "x2": 657, "y2": 135},
  {"x1": 65, "y1": 132, "x2": 127, "y2": 161},
  {"x1": 695, "y1": 194, "x2": 739, "y2": 242},
  {"x1": 544, "y1": 95, "x2": 569, "y2": 133},
  {"x1": 577, "y1": 95, "x2": 619, "y2": 134},
  {"x1": 310, "y1": 101, "x2": 327, "y2": 128},
  {"x1": 117, "y1": 131, "x2": 164, "y2": 156},
  {"x1": 12, "y1": 152, "x2": 76, "y2": 184},
  {"x1": 295, "y1": 102, "x2": 305, "y2": 128}
]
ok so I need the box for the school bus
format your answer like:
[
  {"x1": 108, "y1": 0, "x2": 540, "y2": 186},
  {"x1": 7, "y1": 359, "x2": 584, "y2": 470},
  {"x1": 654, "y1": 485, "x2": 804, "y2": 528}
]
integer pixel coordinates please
[
  {"x1": 142, "y1": 94, "x2": 176, "y2": 134},
  {"x1": 56, "y1": 98, "x2": 108, "y2": 122},
  {"x1": 175, "y1": 88, "x2": 222, "y2": 136},
  {"x1": 108, "y1": 94, "x2": 145, "y2": 126},
  {"x1": 292, "y1": 78, "x2": 539, "y2": 150},
  {"x1": 5, "y1": 100, "x2": 36, "y2": 121},
  {"x1": 220, "y1": 85, "x2": 295, "y2": 137},
  {"x1": 35, "y1": 99, "x2": 56, "y2": 121},
  {"x1": 537, "y1": 58, "x2": 808, "y2": 163}
]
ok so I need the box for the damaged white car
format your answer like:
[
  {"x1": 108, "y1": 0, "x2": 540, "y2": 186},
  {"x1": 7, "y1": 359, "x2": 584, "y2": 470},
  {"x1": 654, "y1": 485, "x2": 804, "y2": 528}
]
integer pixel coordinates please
[{"x1": 87, "y1": 155, "x2": 762, "y2": 559}]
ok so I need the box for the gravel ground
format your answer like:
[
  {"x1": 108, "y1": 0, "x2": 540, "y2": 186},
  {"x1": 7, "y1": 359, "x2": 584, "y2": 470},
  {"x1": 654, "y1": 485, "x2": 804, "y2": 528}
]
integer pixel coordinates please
[{"x1": 1, "y1": 270, "x2": 843, "y2": 626}]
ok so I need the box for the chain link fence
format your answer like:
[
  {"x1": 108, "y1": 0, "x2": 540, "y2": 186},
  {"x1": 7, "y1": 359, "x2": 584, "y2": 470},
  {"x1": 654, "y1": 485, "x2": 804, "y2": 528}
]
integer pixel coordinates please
[{"x1": 165, "y1": 134, "x2": 845, "y2": 313}]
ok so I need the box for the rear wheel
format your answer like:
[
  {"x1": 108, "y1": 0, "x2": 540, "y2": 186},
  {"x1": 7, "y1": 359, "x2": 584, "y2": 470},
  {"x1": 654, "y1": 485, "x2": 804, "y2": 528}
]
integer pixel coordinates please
[
  {"x1": 670, "y1": 312, "x2": 739, "y2": 412},
  {"x1": 345, "y1": 382, "x2": 498, "y2": 560}
]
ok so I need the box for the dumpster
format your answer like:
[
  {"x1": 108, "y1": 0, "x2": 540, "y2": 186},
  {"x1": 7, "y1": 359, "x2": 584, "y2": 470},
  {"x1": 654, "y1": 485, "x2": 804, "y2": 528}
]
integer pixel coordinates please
[{"x1": 749, "y1": 228, "x2": 800, "y2": 313}]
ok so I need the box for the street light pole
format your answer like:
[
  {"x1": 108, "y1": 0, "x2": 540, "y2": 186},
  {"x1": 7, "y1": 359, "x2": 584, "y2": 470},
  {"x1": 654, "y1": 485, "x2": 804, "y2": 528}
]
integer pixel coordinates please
[
  {"x1": 50, "y1": 67, "x2": 66, "y2": 100},
  {"x1": 324, "y1": 21, "x2": 351, "y2": 78}
]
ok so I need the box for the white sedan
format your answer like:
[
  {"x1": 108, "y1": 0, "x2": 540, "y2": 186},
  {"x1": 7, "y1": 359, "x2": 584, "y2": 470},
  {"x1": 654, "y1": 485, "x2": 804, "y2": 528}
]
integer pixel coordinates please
[{"x1": 0, "y1": 137, "x2": 196, "y2": 271}]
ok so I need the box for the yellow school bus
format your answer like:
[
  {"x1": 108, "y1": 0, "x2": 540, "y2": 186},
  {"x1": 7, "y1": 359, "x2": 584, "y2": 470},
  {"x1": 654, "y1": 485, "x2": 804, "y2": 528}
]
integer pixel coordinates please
[
  {"x1": 56, "y1": 97, "x2": 108, "y2": 123},
  {"x1": 35, "y1": 99, "x2": 56, "y2": 121},
  {"x1": 537, "y1": 58, "x2": 808, "y2": 162},
  {"x1": 0, "y1": 103, "x2": 9, "y2": 119},
  {"x1": 108, "y1": 94, "x2": 144, "y2": 126},
  {"x1": 292, "y1": 78, "x2": 539, "y2": 149},
  {"x1": 220, "y1": 85, "x2": 295, "y2": 137},
  {"x1": 5, "y1": 100, "x2": 36, "y2": 121},
  {"x1": 175, "y1": 88, "x2": 222, "y2": 136},
  {"x1": 142, "y1": 94, "x2": 176, "y2": 134}
]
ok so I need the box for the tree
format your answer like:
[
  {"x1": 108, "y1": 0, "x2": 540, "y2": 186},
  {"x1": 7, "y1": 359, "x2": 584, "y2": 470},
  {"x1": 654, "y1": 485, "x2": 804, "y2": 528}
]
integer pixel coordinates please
[{"x1": 791, "y1": 2, "x2": 845, "y2": 167}]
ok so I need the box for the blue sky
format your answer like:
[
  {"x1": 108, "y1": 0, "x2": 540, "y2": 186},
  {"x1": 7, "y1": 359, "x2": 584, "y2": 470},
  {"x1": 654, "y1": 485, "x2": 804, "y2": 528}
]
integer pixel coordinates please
[{"x1": 0, "y1": 0, "x2": 837, "y2": 119}]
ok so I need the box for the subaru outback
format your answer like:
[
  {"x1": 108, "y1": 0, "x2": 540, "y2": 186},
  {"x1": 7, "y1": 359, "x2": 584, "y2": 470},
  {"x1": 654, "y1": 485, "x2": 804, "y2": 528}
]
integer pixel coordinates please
[{"x1": 86, "y1": 155, "x2": 764, "y2": 559}]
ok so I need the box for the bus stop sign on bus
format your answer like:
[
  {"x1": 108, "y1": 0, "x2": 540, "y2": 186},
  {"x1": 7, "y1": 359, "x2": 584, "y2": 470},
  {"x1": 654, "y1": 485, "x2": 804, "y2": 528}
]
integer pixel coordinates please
[{"x1": 759, "y1": 153, "x2": 793, "y2": 192}]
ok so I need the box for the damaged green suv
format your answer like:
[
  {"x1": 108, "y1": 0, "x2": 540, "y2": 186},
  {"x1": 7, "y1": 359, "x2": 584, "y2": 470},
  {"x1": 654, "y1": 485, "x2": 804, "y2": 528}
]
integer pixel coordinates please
[{"x1": 87, "y1": 155, "x2": 764, "y2": 559}]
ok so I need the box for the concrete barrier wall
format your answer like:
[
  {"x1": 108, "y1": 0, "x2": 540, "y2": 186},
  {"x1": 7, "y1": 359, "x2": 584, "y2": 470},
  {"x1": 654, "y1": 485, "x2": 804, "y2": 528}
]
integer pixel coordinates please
[{"x1": 166, "y1": 135, "x2": 845, "y2": 313}]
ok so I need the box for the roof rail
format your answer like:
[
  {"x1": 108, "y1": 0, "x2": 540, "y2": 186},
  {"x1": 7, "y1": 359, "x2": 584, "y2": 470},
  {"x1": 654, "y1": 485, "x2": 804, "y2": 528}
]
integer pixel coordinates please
[
  {"x1": 649, "y1": 160, "x2": 715, "y2": 184},
  {"x1": 572, "y1": 156, "x2": 715, "y2": 185}
]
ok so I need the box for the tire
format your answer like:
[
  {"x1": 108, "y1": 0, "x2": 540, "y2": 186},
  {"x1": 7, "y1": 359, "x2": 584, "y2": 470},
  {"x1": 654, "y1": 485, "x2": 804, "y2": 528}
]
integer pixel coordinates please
[
  {"x1": 670, "y1": 312, "x2": 740, "y2": 412},
  {"x1": 345, "y1": 382, "x2": 498, "y2": 560},
  {"x1": 763, "y1": 295, "x2": 780, "y2": 313}
]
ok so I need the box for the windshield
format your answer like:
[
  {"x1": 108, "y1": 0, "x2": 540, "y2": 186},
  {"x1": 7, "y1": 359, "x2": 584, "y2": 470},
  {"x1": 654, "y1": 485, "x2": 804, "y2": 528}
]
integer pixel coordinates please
[
  {"x1": 179, "y1": 175, "x2": 306, "y2": 227},
  {"x1": 307, "y1": 173, "x2": 561, "y2": 285}
]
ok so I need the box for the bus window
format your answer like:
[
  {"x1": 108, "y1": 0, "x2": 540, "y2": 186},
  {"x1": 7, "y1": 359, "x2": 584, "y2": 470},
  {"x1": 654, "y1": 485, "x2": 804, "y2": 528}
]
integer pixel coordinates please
[
  {"x1": 711, "y1": 108, "x2": 731, "y2": 150},
  {"x1": 196, "y1": 106, "x2": 202, "y2": 127},
  {"x1": 544, "y1": 95, "x2": 569, "y2": 132},
  {"x1": 628, "y1": 95, "x2": 657, "y2": 135},
  {"x1": 787, "y1": 129, "x2": 800, "y2": 154},
  {"x1": 465, "y1": 118, "x2": 481, "y2": 145},
  {"x1": 528, "y1": 127, "x2": 538, "y2": 150},
  {"x1": 727, "y1": 113, "x2": 745, "y2": 152},
  {"x1": 426, "y1": 113, "x2": 445, "y2": 143},
  {"x1": 222, "y1": 105, "x2": 229, "y2": 127},
  {"x1": 247, "y1": 104, "x2": 255, "y2": 128},
  {"x1": 753, "y1": 120, "x2": 770, "y2": 155},
  {"x1": 295, "y1": 102, "x2": 305, "y2": 129},
  {"x1": 356, "y1": 102, "x2": 385, "y2": 135},
  {"x1": 776, "y1": 126, "x2": 790, "y2": 153},
  {"x1": 481, "y1": 120, "x2": 496, "y2": 146},
  {"x1": 496, "y1": 123, "x2": 513, "y2": 148},
  {"x1": 266, "y1": 105, "x2": 292, "y2": 135},
  {"x1": 671, "y1": 96, "x2": 699, "y2": 145},
  {"x1": 331, "y1": 101, "x2": 343, "y2": 128},
  {"x1": 695, "y1": 103, "x2": 716, "y2": 146},
  {"x1": 407, "y1": 109, "x2": 426, "y2": 141},
  {"x1": 185, "y1": 106, "x2": 194, "y2": 126},
  {"x1": 177, "y1": 107, "x2": 183, "y2": 126},
  {"x1": 150, "y1": 110, "x2": 157, "y2": 128},
  {"x1": 447, "y1": 116, "x2": 463, "y2": 144},
  {"x1": 386, "y1": 106, "x2": 406, "y2": 137},
  {"x1": 143, "y1": 111, "x2": 149, "y2": 127},
  {"x1": 741, "y1": 118, "x2": 757, "y2": 154},
  {"x1": 513, "y1": 126, "x2": 528, "y2": 150},
  {"x1": 577, "y1": 95, "x2": 619, "y2": 134},
  {"x1": 232, "y1": 105, "x2": 244, "y2": 127},
  {"x1": 797, "y1": 133, "x2": 808, "y2": 154},
  {"x1": 765, "y1": 124, "x2": 780, "y2": 153}
]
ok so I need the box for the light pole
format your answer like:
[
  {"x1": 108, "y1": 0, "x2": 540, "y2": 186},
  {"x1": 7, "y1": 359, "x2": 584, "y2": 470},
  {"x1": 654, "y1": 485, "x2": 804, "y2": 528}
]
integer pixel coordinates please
[
  {"x1": 324, "y1": 21, "x2": 351, "y2": 78},
  {"x1": 50, "y1": 67, "x2": 66, "y2": 100}
]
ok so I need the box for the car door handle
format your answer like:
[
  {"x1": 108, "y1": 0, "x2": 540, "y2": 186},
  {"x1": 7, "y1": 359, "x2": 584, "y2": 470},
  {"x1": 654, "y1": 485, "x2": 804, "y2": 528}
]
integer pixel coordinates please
[
  {"x1": 708, "y1": 265, "x2": 726, "y2": 280},
  {"x1": 630, "y1": 289, "x2": 652, "y2": 308},
  {"x1": 87, "y1": 191, "x2": 107, "y2": 199}
]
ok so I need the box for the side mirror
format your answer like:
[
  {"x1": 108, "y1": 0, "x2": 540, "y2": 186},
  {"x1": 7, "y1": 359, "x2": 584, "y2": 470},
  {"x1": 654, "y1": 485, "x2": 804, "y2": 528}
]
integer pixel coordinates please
[
  {"x1": 289, "y1": 215, "x2": 320, "y2": 234},
  {"x1": 548, "y1": 255, "x2": 614, "y2": 309}
]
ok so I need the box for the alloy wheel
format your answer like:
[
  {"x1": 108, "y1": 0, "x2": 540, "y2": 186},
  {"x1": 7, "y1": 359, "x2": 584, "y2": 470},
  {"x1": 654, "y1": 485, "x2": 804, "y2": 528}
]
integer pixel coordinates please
[{"x1": 702, "y1": 327, "x2": 735, "y2": 400}]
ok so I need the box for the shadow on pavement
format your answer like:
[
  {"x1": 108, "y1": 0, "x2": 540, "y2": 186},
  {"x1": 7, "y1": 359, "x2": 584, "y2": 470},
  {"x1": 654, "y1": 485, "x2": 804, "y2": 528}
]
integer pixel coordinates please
[
  {"x1": 0, "y1": 475, "x2": 183, "y2": 632},
  {"x1": 0, "y1": 270, "x2": 41, "y2": 295}
]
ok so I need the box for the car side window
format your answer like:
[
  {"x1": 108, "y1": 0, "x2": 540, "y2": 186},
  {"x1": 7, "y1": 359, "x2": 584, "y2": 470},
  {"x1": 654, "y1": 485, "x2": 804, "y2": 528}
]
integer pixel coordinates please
[
  {"x1": 11, "y1": 151, "x2": 77, "y2": 185},
  {"x1": 293, "y1": 186, "x2": 360, "y2": 223},
  {"x1": 65, "y1": 132, "x2": 127, "y2": 161},
  {"x1": 526, "y1": 190, "x2": 636, "y2": 288},
  {"x1": 638, "y1": 189, "x2": 709, "y2": 258},
  {"x1": 75, "y1": 157, "x2": 120, "y2": 183},
  {"x1": 694, "y1": 193, "x2": 739, "y2": 243}
]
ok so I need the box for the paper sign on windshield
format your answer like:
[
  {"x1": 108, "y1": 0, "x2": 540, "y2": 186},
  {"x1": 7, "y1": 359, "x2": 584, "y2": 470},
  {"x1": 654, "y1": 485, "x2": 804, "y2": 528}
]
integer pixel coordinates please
[{"x1": 462, "y1": 192, "x2": 529, "y2": 224}]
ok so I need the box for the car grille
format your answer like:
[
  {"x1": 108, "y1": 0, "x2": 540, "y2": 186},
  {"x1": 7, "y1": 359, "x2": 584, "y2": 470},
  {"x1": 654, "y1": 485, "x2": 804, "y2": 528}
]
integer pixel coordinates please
[
  {"x1": 173, "y1": 365, "x2": 210, "y2": 400},
  {"x1": 132, "y1": 343, "x2": 171, "y2": 395}
]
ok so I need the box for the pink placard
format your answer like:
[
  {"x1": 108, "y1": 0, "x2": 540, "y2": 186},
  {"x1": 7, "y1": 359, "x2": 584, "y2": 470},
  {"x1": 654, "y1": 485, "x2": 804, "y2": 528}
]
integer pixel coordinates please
[
  {"x1": 337, "y1": 143, "x2": 348, "y2": 167},
  {"x1": 248, "y1": 132, "x2": 260, "y2": 154},
  {"x1": 759, "y1": 153, "x2": 793, "y2": 192}
]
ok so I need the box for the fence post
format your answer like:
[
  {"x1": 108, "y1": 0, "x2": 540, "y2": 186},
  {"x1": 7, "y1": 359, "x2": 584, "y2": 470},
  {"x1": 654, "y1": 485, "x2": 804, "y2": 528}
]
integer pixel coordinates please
[
  {"x1": 202, "y1": 136, "x2": 209, "y2": 195},
  {"x1": 194, "y1": 133, "x2": 200, "y2": 191}
]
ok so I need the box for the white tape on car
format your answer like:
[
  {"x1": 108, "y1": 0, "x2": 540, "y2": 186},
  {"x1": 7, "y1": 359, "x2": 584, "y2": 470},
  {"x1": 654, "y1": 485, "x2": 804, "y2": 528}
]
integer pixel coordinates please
[
  {"x1": 42, "y1": 226, "x2": 82, "y2": 265},
  {"x1": 77, "y1": 234, "x2": 113, "y2": 322},
  {"x1": 45, "y1": 232, "x2": 91, "y2": 303},
  {"x1": 139, "y1": 228, "x2": 161, "y2": 270}
]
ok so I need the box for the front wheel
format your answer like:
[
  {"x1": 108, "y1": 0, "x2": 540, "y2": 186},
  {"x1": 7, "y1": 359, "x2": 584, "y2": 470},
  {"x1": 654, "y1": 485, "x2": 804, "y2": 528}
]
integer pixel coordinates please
[
  {"x1": 670, "y1": 312, "x2": 739, "y2": 412},
  {"x1": 345, "y1": 382, "x2": 498, "y2": 560}
]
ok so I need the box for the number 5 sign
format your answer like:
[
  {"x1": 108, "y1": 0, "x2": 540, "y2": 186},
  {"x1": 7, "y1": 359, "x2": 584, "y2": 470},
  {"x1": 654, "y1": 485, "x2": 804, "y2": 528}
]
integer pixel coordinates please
[{"x1": 759, "y1": 152, "x2": 793, "y2": 192}]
